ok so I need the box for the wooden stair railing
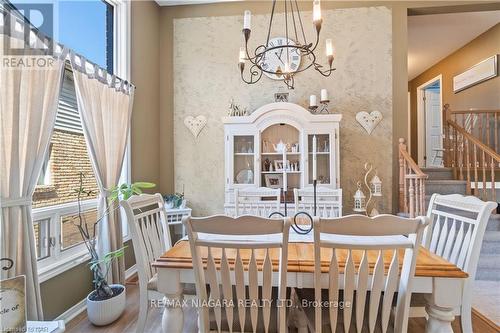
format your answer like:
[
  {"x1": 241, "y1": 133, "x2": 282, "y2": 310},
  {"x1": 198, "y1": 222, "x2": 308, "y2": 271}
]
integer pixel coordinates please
[
  {"x1": 399, "y1": 138, "x2": 428, "y2": 217},
  {"x1": 443, "y1": 117, "x2": 500, "y2": 203},
  {"x1": 443, "y1": 104, "x2": 500, "y2": 157}
]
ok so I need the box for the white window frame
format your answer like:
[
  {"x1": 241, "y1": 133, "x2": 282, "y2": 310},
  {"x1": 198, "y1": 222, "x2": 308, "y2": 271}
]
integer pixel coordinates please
[{"x1": 34, "y1": 0, "x2": 131, "y2": 282}]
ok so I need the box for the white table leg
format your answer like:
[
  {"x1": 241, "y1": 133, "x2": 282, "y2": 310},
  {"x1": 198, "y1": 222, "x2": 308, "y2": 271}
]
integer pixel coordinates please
[
  {"x1": 425, "y1": 302, "x2": 456, "y2": 333},
  {"x1": 424, "y1": 277, "x2": 463, "y2": 333},
  {"x1": 158, "y1": 268, "x2": 184, "y2": 333}
]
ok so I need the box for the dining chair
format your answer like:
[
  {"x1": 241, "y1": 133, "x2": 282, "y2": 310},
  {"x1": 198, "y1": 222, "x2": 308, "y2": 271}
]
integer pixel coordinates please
[
  {"x1": 183, "y1": 214, "x2": 292, "y2": 333},
  {"x1": 416, "y1": 193, "x2": 497, "y2": 333},
  {"x1": 294, "y1": 187, "x2": 342, "y2": 217},
  {"x1": 313, "y1": 214, "x2": 428, "y2": 333},
  {"x1": 234, "y1": 187, "x2": 281, "y2": 217},
  {"x1": 121, "y1": 193, "x2": 172, "y2": 333}
]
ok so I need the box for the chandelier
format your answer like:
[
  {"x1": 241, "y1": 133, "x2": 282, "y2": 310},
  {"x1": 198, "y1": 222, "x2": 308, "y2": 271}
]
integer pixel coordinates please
[{"x1": 238, "y1": 0, "x2": 335, "y2": 89}]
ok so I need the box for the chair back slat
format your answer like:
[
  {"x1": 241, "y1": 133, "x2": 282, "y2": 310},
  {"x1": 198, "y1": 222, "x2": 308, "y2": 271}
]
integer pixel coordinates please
[
  {"x1": 425, "y1": 194, "x2": 497, "y2": 275},
  {"x1": 235, "y1": 250, "x2": 246, "y2": 332},
  {"x1": 262, "y1": 250, "x2": 273, "y2": 333},
  {"x1": 184, "y1": 215, "x2": 291, "y2": 333},
  {"x1": 220, "y1": 249, "x2": 233, "y2": 331},
  {"x1": 342, "y1": 250, "x2": 355, "y2": 332},
  {"x1": 381, "y1": 250, "x2": 399, "y2": 331},
  {"x1": 368, "y1": 250, "x2": 385, "y2": 332},
  {"x1": 234, "y1": 187, "x2": 281, "y2": 217},
  {"x1": 294, "y1": 187, "x2": 343, "y2": 218},
  {"x1": 121, "y1": 193, "x2": 172, "y2": 286},
  {"x1": 313, "y1": 215, "x2": 427, "y2": 333},
  {"x1": 355, "y1": 251, "x2": 369, "y2": 332}
]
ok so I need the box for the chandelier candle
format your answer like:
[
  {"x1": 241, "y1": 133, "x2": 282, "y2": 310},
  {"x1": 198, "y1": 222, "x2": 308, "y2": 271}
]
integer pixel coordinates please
[
  {"x1": 243, "y1": 10, "x2": 251, "y2": 30},
  {"x1": 313, "y1": 0, "x2": 322, "y2": 24}
]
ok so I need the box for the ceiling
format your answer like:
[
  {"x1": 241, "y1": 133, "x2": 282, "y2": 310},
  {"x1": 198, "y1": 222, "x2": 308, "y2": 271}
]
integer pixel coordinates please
[
  {"x1": 408, "y1": 11, "x2": 500, "y2": 80},
  {"x1": 155, "y1": 0, "x2": 238, "y2": 5}
]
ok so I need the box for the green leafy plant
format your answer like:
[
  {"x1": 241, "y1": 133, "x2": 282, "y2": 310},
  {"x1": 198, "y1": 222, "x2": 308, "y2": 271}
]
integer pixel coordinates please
[
  {"x1": 163, "y1": 192, "x2": 185, "y2": 208},
  {"x1": 72, "y1": 172, "x2": 155, "y2": 299}
]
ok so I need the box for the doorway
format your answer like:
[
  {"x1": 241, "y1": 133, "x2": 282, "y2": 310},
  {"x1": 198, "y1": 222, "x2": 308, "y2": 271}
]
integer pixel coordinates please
[{"x1": 417, "y1": 75, "x2": 443, "y2": 168}]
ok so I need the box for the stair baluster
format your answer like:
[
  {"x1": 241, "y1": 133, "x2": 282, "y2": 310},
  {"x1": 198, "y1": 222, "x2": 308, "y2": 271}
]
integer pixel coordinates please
[
  {"x1": 398, "y1": 138, "x2": 428, "y2": 218},
  {"x1": 442, "y1": 105, "x2": 500, "y2": 205}
]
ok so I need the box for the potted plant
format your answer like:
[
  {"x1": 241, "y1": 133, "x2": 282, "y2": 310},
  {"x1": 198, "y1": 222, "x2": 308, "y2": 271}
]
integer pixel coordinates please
[
  {"x1": 163, "y1": 192, "x2": 185, "y2": 209},
  {"x1": 72, "y1": 173, "x2": 155, "y2": 326}
]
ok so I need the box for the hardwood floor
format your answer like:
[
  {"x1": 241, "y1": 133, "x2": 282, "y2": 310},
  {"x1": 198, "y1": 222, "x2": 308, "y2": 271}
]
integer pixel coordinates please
[{"x1": 66, "y1": 284, "x2": 500, "y2": 333}]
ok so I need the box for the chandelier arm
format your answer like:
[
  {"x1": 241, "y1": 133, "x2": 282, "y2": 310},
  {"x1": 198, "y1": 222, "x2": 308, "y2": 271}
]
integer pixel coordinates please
[
  {"x1": 265, "y1": 0, "x2": 277, "y2": 47},
  {"x1": 240, "y1": 64, "x2": 263, "y2": 84},
  {"x1": 309, "y1": 24, "x2": 321, "y2": 53},
  {"x1": 314, "y1": 64, "x2": 336, "y2": 77},
  {"x1": 294, "y1": 0, "x2": 308, "y2": 47},
  {"x1": 284, "y1": 0, "x2": 290, "y2": 69},
  {"x1": 290, "y1": 0, "x2": 299, "y2": 43}
]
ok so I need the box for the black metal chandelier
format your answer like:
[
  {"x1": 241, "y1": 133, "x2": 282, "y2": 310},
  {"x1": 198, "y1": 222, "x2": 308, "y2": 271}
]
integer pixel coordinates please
[{"x1": 238, "y1": 0, "x2": 335, "y2": 89}]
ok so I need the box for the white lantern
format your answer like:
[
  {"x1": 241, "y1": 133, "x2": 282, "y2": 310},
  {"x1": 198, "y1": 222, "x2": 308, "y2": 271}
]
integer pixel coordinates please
[
  {"x1": 370, "y1": 172, "x2": 382, "y2": 197},
  {"x1": 353, "y1": 182, "x2": 366, "y2": 212}
]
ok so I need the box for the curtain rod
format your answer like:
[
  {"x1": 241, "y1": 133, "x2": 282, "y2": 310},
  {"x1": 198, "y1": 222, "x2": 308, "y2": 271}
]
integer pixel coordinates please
[{"x1": 0, "y1": 0, "x2": 136, "y2": 94}]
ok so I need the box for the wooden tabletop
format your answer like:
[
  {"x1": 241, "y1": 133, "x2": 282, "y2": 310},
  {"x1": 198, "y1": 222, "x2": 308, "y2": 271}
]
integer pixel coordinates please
[{"x1": 154, "y1": 240, "x2": 468, "y2": 278}]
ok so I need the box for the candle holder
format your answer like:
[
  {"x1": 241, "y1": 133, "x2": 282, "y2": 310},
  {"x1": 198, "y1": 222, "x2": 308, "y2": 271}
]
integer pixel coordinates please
[
  {"x1": 318, "y1": 100, "x2": 330, "y2": 114},
  {"x1": 353, "y1": 162, "x2": 382, "y2": 216},
  {"x1": 268, "y1": 181, "x2": 317, "y2": 235},
  {"x1": 309, "y1": 100, "x2": 330, "y2": 114},
  {"x1": 308, "y1": 105, "x2": 318, "y2": 114}
]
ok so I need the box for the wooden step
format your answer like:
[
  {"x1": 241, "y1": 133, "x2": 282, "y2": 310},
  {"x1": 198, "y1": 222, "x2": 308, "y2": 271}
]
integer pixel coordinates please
[
  {"x1": 421, "y1": 167, "x2": 454, "y2": 180},
  {"x1": 425, "y1": 179, "x2": 467, "y2": 196}
]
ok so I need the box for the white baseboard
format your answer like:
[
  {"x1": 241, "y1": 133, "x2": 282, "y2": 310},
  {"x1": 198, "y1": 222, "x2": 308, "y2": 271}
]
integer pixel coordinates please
[
  {"x1": 55, "y1": 264, "x2": 138, "y2": 324},
  {"x1": 55, "y1": 298, "x2": 86, "y2": 324},
  {"x1": 125, "y1": 264, "x2": 137, "y2": 280}
]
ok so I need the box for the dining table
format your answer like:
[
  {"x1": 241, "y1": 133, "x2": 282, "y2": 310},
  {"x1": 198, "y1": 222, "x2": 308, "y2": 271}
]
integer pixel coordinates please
[{"x1": 153, "y1": 231, "x2": 468, "y2": 333}]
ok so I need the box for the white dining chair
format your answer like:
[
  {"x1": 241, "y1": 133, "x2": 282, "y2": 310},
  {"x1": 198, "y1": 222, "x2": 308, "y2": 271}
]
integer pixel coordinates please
[
  {"x1": 416, "y1": 193, "x2": 497, "y2": 333},
  {"x1": 313, "y1": 214, "x2": 428, "y2": 333},
  {"x1": 294, "y1": 187, "x2": 342, "y2": 217},
  {"x1": 234, "y1": 187, "x2": 281, "y2": 217},
  {"x1": 183, "y1": 214, "x2": 292, "y2": 333},
  {"x1": 121, "y1": 193, "x2": 172, "y2": 333}
]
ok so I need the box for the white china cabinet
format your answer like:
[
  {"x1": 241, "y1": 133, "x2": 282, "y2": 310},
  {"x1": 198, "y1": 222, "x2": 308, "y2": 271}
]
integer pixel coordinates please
[{"x1": 223, "y1": 102, "x2": 342, "y2": 214}]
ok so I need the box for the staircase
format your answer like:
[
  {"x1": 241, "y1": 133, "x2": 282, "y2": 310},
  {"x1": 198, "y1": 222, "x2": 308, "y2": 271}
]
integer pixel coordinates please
[{"x1": 421, "y1": 166, "x2": 500, "y2": 281}]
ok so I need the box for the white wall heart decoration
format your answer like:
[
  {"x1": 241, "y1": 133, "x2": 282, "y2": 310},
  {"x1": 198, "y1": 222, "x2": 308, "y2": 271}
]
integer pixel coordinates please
[
  {"x1": 184, "y1": 115, "x2": 207, "y2": 138},
  {"x1": 356, "y1": 111, "x2": 383, "y2": 135}
]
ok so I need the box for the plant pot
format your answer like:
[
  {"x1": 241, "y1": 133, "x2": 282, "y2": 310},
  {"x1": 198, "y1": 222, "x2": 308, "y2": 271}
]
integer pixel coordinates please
[{"x1": 86, "y1": 284, "x2": 126, "y2": 326}]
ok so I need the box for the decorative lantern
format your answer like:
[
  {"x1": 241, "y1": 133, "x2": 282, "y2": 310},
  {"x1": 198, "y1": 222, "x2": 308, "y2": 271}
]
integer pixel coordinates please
[
  {"x1": 353, "y1": 182, "x2": 366, "y2": 212},
  {"x1": 370, "y1": 172, "x2": 382, "y2": 197}
]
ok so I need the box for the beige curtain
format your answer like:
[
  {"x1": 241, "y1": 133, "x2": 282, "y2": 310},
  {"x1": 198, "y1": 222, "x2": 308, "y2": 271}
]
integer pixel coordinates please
[
  {"x1": 0, "y1": 35, "x2": 65, "y2": 320},
  {"x1": 70, "y1": 55, "x2": 134, "y2": 284}
]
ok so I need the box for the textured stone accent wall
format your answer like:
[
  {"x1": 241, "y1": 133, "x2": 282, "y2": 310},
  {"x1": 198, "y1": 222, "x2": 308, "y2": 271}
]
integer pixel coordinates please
[
  {"x1": 33, "y1": 129, "x2": 98, "y2": 208},
  {"x1": 173, "y1": 6, "x2": 393, "y2": 215}
]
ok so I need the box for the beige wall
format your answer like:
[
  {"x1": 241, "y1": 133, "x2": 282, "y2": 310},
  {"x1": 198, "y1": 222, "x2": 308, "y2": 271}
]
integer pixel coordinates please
[
  {"x1": 172, "y1": 7, "x2": 394, "y2": 215},
  {"x1": 130, "y1": 1, "x2": 162, "y2": 187},
  {"x1": 408, "y1": 23, "x2": 500, "y2": 159}
]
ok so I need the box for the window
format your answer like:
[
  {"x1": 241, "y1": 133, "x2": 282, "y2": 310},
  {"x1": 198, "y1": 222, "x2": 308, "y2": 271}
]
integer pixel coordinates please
[
  {"x1": 10, "y1": 0, "x2": 132, "y2": 281},
  {"x1": 37, "y1": 144, "x2": 52, "y2": 186}
]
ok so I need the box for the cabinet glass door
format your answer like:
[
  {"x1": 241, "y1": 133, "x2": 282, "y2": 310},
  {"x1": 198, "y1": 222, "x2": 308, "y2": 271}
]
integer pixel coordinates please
[
  {"x1": 308, "y1": 134, "x2": 331, "y2": 184},
  {"x1": 233, "y1": 135, "x2": 255, "y2": 185}
]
